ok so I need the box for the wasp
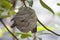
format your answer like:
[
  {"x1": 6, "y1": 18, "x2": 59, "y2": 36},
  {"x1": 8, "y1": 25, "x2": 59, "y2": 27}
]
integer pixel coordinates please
[{"x1": 11, "y1": 0, "x2": 60, "y2": 36}]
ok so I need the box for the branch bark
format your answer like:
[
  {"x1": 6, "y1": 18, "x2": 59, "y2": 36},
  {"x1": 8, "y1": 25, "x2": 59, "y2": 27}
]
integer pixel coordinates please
[
  {"x1": 37, "y1": 19, "x2": 60, "y2": 36},
  {"x1": 0, "y1": 19, "x2": 18, "y2": 40}
]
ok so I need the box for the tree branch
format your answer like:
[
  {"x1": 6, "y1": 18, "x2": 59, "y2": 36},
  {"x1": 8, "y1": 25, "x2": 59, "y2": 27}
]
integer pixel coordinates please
[
  {"x1": 37, "y1": 19, "x2": 60, "y2": 36},
  {"x1": 21, "y1": 0, "x2": 27, "y2": 7},
  {"x1": 0, "y1": 19, "x2": 18, "y2": 40},
  {"x1": 10, "y1": 0, "x2": 17, "y2": 9}
]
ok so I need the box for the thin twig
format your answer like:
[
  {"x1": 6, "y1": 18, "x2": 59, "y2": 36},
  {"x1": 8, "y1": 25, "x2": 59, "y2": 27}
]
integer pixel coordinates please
[
  {"x1": 10, "y1": 0, "x2": 17, "y2": 9},
  {"x1": 33, "y1": 33, "x2": 36, "y2": 40},
  {"x1": 0, "y1": 19, "x2": 18, "y2": 40},
  {"x1": 10, "y1": 0, "x2": 17, "y2": 40},
  {"x1": 21, "y1": 0, "x2": 27, "y2": 7},
  {"x1": 37, "y1": 19, "x2": 60, "y2": 36}
]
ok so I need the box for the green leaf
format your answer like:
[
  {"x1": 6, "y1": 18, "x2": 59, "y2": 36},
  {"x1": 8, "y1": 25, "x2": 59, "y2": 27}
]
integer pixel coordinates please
[
  {"x1": 0, "y1": 9, "x2": 4, "y2": 13},
  {"x1": 56, "y1": 12, "x2": 60, "y2": 17},
  {"x1": 39, "y1": 0, "x2": 55, "y2": 14},
  {"x1": 37, "y1": 26, "x2": 54, "y2": 32},
  {"x1": 37, "y1": 26, "x2": 46, "y2": 32},
  {"x1": 57, "y1": 3, "x2": 60, "y2": 6},
  {"x1": 0, "y1": 1, "x2": 12, "y2": 10},
  {"x1": 8, "y1": 10, "x2": 16, "y2": 16},
  {"x1": 15, "y1": 32, "x2": 22, "y2": 36},
  {"x1": 21, "y1": 33, "x2": 31, "y2": 39},
  {"x1": 0, "y1": 15, "x2": 9, "y2": 18},
  {"x1": 26, "y1": 0, "x2": 33, "y2": 7},
  {"x1": 0, "y1": 0, "x2": 9, "y2": 1}
]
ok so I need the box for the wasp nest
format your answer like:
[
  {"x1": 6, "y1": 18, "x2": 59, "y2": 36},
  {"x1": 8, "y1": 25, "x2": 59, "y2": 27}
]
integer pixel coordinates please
[{"x1": 12, "y1": 7, "x2": 37, "y2": 33}]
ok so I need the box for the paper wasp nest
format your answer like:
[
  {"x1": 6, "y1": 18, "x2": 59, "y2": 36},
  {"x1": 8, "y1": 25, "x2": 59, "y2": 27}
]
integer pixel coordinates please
[{"x1": 12, "y1": 7, "x2": 37, "y2": 33}]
